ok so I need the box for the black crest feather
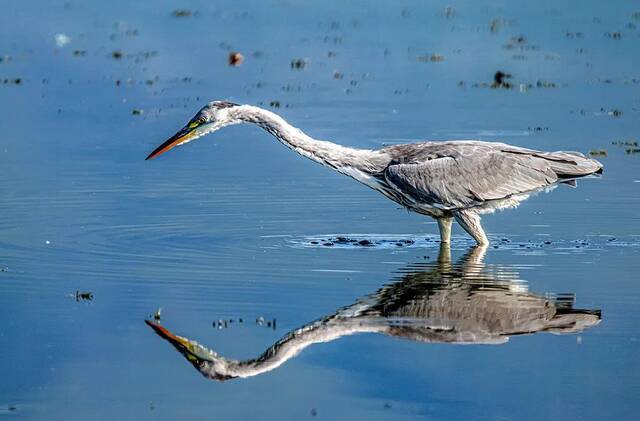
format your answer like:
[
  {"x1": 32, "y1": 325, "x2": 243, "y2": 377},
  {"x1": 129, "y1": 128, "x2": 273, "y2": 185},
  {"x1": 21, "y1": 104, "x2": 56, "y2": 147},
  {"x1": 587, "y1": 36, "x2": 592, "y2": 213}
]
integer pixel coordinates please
[{"x1": 212, "y1": 100, "x2": 239, "y2": 109}]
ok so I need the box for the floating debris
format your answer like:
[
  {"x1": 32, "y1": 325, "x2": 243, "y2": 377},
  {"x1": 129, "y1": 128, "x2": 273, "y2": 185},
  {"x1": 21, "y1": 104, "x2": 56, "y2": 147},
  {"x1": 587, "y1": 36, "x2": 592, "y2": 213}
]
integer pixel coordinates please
[
  {"x1": 589, "y1": 149, "x2": 607, "y2": 157},
  {"x1": 290, "y1": 58, "x2": 309, "y2": 70},
  {"x1": 211, "y1": 317, "x2": 273, "y2": 330},
  {"x1": 417, "y1": 53, "x2": 444, "y2": 62},
  {"x1": 171, "y1": 10, "x2": 193, "y2": 18},
  {"x1": 2, "y1": 78, "x2": 22, "y2": 85},
  {"x1": 489, "y1": 17, "x2": 513, "y2": 33},
  {"x1": 130, "y1": 50, "x2": 158, "y2": 63},
  {"x1": 611, "y1": 140, "x2": 638, "y2": 147},
  {"x1": 74, "y1": 290, "x2": 93, "y2": 301},
  {"x1": 281, "y1": 83, "x2": 302, "y2": 92},
  {"x1": 254, "y1": 317, "x2": 276, "y2": 329},
  {"x1": 503, "y1": 35, "x2": 538, "y2": 51},
  {"x1": 323, "y1": 35, "x2": 343, "y2": 45},
  {"x1": 269, "y1": 100, "x2": 281, "y2": 108},
  {"x1": 132, "y1": 109, "x2": 143, "y2": 115},
  {"x1": 152, "y1": 308, "x2": 162, "y2": 321},
  {"x1": 54, "y1": 33, "x2": 71, "y2": 47},
  {"x1": 72, "y1": 50, "x2": 86, "y2": 57},
  {"x1": 491, "y1": 71, "x2": 512, "y2": 89},
  {"x1": 228, "y1": 52, "x2": 244, "y2": 67},
  {"x1": 442, "y1": 6, "x2": 456, "y2": 19},
  {"x1": 598, "y1": 108, "x2": 623, "y2": 117},
  {"x1": 565, "y1": 31, "x2": 584, "y2": 39},
  {"x1": 307, "y1": 236, "x2": 416, "y2": 248},
  {"x1": 536, "y1": 79, "x2": 557, "y2": 88},
  {"x1": 111, "y1": 50, "x2": 123, "y2": 60}
]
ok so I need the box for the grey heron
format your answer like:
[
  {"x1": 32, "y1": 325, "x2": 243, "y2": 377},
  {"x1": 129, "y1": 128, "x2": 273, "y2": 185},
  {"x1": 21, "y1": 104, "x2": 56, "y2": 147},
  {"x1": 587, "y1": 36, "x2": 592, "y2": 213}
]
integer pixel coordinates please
[
  {"x1": 146, "y1": 101, "x2": 603, "y2": 245},
  {"x1": 146, "y1": 244, "x2": 601, "y2": 381}
]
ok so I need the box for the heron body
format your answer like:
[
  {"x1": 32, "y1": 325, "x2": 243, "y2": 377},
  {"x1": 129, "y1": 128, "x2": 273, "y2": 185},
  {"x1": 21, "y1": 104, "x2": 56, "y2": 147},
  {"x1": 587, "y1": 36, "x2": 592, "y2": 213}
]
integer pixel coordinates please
[{"x1": 147, "y1": 101, "x2": 603, "y2": 245}]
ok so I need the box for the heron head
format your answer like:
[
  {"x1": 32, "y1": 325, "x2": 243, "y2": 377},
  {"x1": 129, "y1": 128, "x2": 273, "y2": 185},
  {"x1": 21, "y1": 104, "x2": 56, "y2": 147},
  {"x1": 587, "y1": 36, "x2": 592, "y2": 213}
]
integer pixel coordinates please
[
  {"x1": 145, "y1": 100, "x2": 240, "y2": 160},
  {"x1": 145, "y1": 320, "x2": 238, "y2": 381}
]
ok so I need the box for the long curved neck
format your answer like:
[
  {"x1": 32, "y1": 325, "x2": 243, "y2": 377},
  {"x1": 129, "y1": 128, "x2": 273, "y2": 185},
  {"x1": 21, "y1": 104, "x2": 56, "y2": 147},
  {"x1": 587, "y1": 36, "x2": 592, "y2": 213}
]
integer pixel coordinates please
[
  {"x1": 205, "y1": 315, "x2": 387, "y2": 380},
  {"x1": 230, "y1": 105, "x2": 387, "y2": 173}
]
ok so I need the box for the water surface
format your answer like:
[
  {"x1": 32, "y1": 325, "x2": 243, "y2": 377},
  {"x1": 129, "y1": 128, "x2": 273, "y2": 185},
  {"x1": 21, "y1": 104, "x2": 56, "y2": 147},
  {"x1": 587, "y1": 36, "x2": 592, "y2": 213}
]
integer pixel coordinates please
[{"x1": 1, "y1": 1, "x2": 639, "y2": 419}]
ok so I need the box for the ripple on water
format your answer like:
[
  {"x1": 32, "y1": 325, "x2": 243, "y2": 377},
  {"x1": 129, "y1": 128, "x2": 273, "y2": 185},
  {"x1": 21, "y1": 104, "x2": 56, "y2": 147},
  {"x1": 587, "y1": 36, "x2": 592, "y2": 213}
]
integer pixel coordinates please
[{"x1": 286, "y1": 233, "x2": 640, "y2": 252}]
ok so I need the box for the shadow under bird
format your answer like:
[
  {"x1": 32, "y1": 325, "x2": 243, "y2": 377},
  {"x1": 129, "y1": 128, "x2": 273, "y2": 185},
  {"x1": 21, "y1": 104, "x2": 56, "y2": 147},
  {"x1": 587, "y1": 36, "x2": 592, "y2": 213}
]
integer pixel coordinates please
[
  {"x1": 146, "y1": 245, "x2": 601, "y2": 381},
  {"x1": 146, "y1": 101, "x2": 603, "y2": 245}
]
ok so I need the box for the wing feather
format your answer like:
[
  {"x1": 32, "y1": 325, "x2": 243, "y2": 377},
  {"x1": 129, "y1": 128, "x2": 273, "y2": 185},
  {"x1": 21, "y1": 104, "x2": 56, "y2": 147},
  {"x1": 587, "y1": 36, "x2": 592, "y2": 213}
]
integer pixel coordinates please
[{"x1": 383, "y1": 144, "x2": 559, "y2": 209}]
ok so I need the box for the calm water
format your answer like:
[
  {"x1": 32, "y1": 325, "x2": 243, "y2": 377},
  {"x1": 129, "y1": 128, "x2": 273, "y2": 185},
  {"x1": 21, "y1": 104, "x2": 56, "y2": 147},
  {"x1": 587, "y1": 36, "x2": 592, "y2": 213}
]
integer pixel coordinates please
[{"x1": 1, "y1": 1, "x2": 639, "y2": 419}]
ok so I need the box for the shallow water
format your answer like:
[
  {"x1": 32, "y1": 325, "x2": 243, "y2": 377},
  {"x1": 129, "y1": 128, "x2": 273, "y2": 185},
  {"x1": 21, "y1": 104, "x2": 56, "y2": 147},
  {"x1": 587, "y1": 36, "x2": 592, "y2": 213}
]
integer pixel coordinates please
[{"x1": 1, "y1": 1, "x2": 639, "y2": 419}]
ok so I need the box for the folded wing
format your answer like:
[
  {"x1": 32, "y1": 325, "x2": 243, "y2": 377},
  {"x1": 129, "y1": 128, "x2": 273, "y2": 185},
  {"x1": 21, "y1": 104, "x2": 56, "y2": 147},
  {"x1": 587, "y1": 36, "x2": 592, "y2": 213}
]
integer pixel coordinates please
[{"x1": 383, "y1": 142, "x2": 601, "y2": 210}]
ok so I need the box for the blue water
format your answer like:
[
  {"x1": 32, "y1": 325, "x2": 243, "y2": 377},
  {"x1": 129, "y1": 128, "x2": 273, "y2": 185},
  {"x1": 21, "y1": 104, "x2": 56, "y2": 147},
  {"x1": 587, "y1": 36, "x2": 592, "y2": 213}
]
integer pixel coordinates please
[{"x1": 1, "y1": 1, "x2": 639, "y2": 419}]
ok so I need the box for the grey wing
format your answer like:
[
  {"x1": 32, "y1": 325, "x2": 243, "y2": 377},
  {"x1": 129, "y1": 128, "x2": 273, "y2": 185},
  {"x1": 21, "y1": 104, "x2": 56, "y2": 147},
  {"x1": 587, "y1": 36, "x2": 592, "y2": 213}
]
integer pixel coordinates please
[{"x1": 383, "y1": 145, "x2": 559, "y2": 209}]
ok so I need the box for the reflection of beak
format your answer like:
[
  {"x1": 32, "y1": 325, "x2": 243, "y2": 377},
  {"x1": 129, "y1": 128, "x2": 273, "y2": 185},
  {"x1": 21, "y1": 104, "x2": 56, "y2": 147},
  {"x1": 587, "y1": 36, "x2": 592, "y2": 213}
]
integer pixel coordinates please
[
  {"x1": 145, "y1": 126, "x2": 197, "y2": 160},
  {"x1": 145, "y1": 320, "x2": 191, "y2": 349},
  {"x1": 145, "y1": 320, "x2": 214, "y2": 365},
  {"x1": 146, "y1": 320, "x2": 238, "y2": 381}
]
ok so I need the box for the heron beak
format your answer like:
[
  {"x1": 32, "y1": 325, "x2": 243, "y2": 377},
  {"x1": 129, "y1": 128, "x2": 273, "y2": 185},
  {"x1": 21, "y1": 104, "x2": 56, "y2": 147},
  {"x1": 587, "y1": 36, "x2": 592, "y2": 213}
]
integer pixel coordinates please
[{"x1": 145, "y1": 125, "x2": 197, "y2": 160}]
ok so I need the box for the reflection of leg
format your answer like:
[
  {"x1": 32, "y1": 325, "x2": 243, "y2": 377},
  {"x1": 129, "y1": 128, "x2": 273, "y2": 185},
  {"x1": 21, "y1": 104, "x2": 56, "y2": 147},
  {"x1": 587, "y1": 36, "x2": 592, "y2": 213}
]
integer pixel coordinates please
[
  {"x1": 466, "y1": 244, "x2": 488, "y2": 265},
  {"x1": 460, "y1": 245, "x2": 488, "y2": 277},
  {"x1": 454, "y1": 210, "x2": 489, "y2": 246},
  {"x1": 437, "y1": 242, "x2": 452, "y2": 266},
  {"x1": 437, "y1": 216, "x2": 453, "y2": 244}
]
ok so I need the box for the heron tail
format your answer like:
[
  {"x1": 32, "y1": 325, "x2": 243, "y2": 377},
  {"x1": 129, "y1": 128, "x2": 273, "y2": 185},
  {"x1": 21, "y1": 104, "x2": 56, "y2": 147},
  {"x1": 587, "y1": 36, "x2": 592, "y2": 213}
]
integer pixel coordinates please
[{"x1": 539, "y1": 151, "x2": 603, "y2": 178}]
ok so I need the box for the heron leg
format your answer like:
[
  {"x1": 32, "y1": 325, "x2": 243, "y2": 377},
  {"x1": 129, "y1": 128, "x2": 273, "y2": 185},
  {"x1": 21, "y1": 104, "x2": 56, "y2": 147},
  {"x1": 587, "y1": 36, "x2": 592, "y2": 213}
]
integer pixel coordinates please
[
  {"x1": 437, "y1": 216, "x2": 453, "y2": 244},
  {"x1": 454, "y1": 210, "x2": 489, "y2": 246}
]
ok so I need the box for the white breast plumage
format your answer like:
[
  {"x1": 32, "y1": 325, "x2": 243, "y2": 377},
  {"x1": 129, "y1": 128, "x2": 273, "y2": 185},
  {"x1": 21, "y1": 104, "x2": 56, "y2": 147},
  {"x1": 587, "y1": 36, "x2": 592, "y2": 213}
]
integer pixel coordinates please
[{"x1": 338, "y1": 166, "x2": 383, "y2": 191}]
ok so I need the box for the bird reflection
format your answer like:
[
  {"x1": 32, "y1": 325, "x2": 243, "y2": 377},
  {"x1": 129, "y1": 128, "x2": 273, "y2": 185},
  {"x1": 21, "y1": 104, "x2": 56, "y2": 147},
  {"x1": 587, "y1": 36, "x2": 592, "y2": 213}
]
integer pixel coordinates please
[{"x1": 146, "y1": 245, "x2": 601, "y2": 381}]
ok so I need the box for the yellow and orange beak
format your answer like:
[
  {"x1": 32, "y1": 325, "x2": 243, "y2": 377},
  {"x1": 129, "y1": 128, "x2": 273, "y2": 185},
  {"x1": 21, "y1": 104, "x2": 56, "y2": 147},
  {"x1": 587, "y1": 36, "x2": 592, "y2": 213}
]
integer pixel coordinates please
[
  {"x1": 145, "y1": 122, "x2": 200, "y2": 160},
  {"x1": 145, "y1": 320, "x2": 192, "y2": 349},
  {"x1": 145, "y1": 320, "x2": 215, "y2": 365}
]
